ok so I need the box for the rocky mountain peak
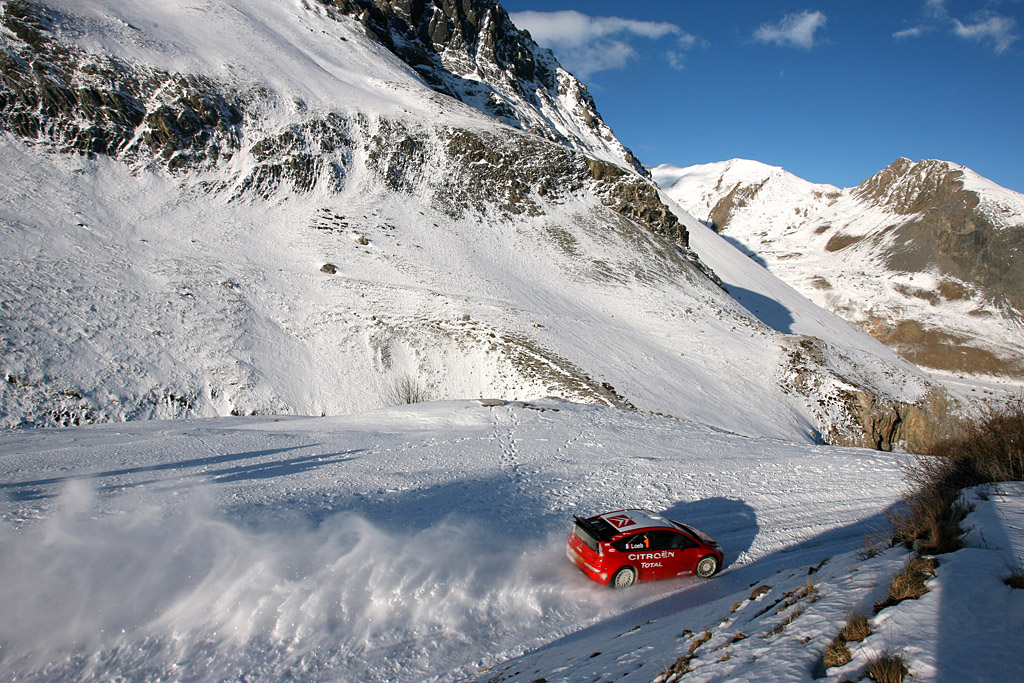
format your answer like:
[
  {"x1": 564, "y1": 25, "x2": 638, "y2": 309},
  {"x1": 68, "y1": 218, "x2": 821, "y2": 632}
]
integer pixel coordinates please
[
  {"x1": 854, "y1": 157, "x2": 973, "y2": 216},
  {"x1": 324, "y1": 0, "x2": 644, "y2": 173}
]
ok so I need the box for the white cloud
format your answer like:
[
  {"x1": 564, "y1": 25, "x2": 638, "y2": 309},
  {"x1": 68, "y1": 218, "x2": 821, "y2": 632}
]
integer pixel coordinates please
[
  {"x1": 753, "y1": 10, "x2": 828, "y2": 49},
  {"x1": 509, "y1": 10, "x2": 701, "y2": 78},
  {"x1": 893, "y1": 25, "x2": 928, "y2": 40},
  {"x1": 925, "y1": 0, "x2": 949, "y2": 19},
  {"x1": 897, "y1": 2, "x2": 1019, "y2": 54},
  {"x1": 953, "y1": 14, "x2": 1018, "y2": 53},
  {"x1": 666, "y1": 50, "x2": 686, "y2": 71}
]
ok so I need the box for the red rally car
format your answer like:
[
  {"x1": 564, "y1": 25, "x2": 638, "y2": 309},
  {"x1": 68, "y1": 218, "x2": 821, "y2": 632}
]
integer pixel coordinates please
[{"x1": 567, "y1": 508, "x2": 724, "y2": 588}]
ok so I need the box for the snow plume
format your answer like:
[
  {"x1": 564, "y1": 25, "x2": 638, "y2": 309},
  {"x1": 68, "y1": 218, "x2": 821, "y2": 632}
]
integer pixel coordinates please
[{"x1": 0, "y1": 483, "x2": 626, "y2": 682}]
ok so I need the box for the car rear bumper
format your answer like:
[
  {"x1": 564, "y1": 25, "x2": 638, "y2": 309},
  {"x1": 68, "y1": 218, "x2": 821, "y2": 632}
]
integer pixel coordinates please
[{"x1": 566, "y1": 544, "x2": 607, "y2": 584}]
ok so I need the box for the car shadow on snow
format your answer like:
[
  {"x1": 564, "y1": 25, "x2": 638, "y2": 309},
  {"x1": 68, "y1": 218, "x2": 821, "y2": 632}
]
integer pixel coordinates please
[{"x1": 660, "y1": 497, "x2": 759, "y2": 570}]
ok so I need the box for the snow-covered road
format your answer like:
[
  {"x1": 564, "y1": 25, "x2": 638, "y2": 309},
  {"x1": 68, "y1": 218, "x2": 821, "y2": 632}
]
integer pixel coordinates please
[{"x1": 0, "y1": 401, "x2": 907, "y2": 681}]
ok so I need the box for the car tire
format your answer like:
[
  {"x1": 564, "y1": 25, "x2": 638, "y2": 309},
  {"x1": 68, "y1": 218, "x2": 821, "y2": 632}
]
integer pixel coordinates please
[
  {"x1": 610, "y1": 566, "x2": 637, "y2": 589},
  {"x1": 696, "y1": 556, "x2": 719, "y2": 578}
]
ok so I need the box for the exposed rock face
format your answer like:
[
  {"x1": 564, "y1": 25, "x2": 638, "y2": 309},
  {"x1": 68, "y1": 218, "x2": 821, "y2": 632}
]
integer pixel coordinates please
[
  {"x1": 322, "y1": 0, "x2": 644, "y2": 173},
  {"x1": 0, "y1": 1, "x2": 244, "y2": 170},
  {"x1": 0, "y1": 1, "x2": 677, "y2": 242},
  {"x1": 856, "y1": 158, "x2": 1024, "y2": 315},
  {"x1": 843, "y1": 389, "x2": 963, "y2": 453},
  {"x1": 708, "y1": 178, "x2": 768, "y2": 234},
  {"x1": 781, "y1": 336, "x2": 963, "y2": 452}
]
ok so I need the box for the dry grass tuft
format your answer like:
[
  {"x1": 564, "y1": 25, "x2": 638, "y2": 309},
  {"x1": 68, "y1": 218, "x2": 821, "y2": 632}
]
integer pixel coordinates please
[
  {"x1": 822, "y1": 611, "x2": 871, "y2": 670},
  {"x1": 659, "y1": 654, "x2": 690, "y2": 680},
  {"x1": 876, "y1": 556, "x2": 937, "y2": 612},
  {"x1": 1006, "y1": 562, "x2": 1024, "y2": 590},
  {"x1": 889, "y1": 557, "x2": 937, "y2": 602},
  {"x1": 763, "y1": 606, "x2": 805, "y2": 639},
  {"x1": 823, "y1": 637, "x2": 851, "y2": 668},
  {"x1": 886, "y1": 487, "x2": 969, "y2": 555},
  {"x1": 858, "y1": 530, "x2": 891, "y2": 560},
  {"x1": 838, "y1": 612, "x2": 872, "y2": 643},
  {"x1": 777, "y1": 580, "x2": 820, "y2": 613},
  {"x1": 749, "y1": 584, "x2": 771, "y2": 600},
  {"x1": 688, "y1": 630, "x2": 712, "y2": 655},
  {"x1": 865, "y1": 652, "x2": 909, "y2": 682},
  {"x1": 658, "y1": 631, "x2": 713, "y2": 681}
]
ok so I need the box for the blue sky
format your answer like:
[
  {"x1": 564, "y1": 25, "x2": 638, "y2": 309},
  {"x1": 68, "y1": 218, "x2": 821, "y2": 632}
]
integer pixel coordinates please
[{"x1": 503, "y1": 1, "x2": 1024, "y2": 192}]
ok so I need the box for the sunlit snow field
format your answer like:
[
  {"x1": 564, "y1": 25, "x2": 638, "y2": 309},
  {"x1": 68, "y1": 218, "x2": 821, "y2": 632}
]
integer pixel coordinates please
[{"x1": 0, "y1": 400, "x2": 906, "y2": 681}]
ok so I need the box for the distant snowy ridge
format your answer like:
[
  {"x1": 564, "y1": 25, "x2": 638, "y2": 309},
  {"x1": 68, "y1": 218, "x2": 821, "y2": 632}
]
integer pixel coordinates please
[{"x1": 655, "y1": 157, "x2": 1024, "y2": 381}]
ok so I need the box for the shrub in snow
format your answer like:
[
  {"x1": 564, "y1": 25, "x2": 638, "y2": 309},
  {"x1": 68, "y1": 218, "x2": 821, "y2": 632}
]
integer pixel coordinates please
[
  {"x1": 890, "y1": 395, "x2": 1024, "y2": 557},
  {"x1": 1006, "y1": 562, "x2": 1024, "y2": 590},
  {"x1": 876, "y1": 556, "x2": 937, "y2": 612},
  {"x1": 865, "y1": 651, "x2": 909, "y2": 682},
  {"x1": 385, "y1": 374, "x2": 429, "y2": 405}
]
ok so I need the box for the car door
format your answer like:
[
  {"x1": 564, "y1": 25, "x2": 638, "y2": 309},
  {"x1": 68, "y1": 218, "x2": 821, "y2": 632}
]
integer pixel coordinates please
[
  {"x1": 614, "y1": 532, "x2": 661, "y2": 580},
  {"x1": 613, "y1": 530, "x2": 676, "y2": 580},
  {"x1": 648, "y1": 529, "x2": 701, "y2": 578}
]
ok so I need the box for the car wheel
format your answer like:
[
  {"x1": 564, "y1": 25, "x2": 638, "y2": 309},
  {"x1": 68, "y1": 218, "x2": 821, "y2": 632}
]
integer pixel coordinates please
[
  {"x1": 610, "y1": 566, "x2": 637, "y2": 589},
  {"x1": 696, "y1": 556, "x2": 719, "y2": 578}
]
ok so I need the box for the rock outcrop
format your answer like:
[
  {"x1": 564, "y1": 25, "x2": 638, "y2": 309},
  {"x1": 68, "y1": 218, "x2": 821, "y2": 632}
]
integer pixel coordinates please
[
  {"x1": 0, "y1": 1, "x2": 244, "y2": 170},
  {"x1": 323, "y1": 0, "x2": 644, "y2": 173},
  {"x1": 856, "y1": 158, "x2": 1024, "y2": 315}
]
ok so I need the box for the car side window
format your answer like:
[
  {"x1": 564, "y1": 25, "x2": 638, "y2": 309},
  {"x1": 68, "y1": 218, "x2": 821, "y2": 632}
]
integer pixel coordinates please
[
  {"x1": 616, "y1": 533, "x2": 650, "y2": 551},
  {"x1": 649, "y1": 530, "x2": 697, "y2": 550}
]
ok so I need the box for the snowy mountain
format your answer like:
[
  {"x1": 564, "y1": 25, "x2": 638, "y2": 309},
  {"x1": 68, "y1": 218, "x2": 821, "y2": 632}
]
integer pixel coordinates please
[
  {"x1": 654, "y1": 158, "x2": 1024, "y2": 382},
  {"x1": 0, "y1": 0, "x2": 967, "y2": 449},
  {"x1": 329, "y1": 0, "x2": 646, "y2": 173}
]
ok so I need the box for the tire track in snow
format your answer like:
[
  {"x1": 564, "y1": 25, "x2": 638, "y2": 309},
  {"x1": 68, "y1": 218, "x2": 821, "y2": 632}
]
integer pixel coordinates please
[{"x1": 493, "y1": 405, "x2": 525, "y2": 507}]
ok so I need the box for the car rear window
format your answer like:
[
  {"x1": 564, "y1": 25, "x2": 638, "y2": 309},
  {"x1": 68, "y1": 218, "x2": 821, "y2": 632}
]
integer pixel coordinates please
[{"x1": 574, "y1": 523, "x2": 600, "y2": 552}]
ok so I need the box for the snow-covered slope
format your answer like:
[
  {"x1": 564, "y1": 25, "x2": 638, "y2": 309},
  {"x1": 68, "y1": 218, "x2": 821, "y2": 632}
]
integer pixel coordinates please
[
  {"x1": 0, "y1": 0, "x2": 962, "y2": 447},
  {"x1": 654, "y1": 158, "x2": 1024, "y2": 382}
]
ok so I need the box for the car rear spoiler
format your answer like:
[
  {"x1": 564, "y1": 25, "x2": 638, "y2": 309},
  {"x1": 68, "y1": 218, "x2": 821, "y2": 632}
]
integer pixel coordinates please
[{"x1": 573, "y1": 515, "x2": 616, "y2": 542}]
